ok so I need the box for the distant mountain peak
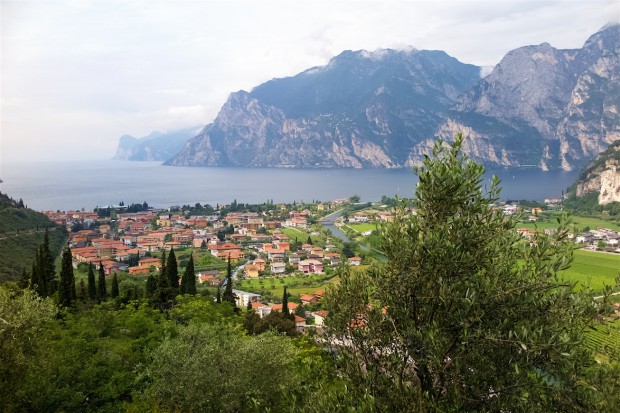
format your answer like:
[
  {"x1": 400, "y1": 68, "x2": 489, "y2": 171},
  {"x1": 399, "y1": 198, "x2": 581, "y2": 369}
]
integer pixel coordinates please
[{"x1": 166, "y1": 26, "x2": 618, "y2": 171}]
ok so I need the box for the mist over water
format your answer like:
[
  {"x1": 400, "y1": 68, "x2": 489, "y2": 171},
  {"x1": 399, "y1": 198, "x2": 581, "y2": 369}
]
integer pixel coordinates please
[{"x1": 0, "y1": 160, "x2": 578, "y2": 211}]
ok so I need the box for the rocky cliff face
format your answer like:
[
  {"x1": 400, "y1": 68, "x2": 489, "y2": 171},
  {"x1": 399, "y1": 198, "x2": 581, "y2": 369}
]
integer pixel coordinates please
[
  {"x1": 419, "y1": 24, "x2": 619, "y2": 170},
  {"x1": 167, "y1": 49, "x2": 481, "y2": 168},
  {"x1": 113, "y1": 127, "x2": 200, "y2": 161},
  {"x1": 167, "y1": 25, "x2": 619, "y2": 169},
  {"x1": 575, "y1": 140, "x2": 620, "y2": 205}
]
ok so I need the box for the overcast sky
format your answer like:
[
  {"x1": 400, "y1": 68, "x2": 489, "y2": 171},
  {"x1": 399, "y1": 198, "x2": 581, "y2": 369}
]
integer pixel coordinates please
[{"x1": 1, "y1": 0, "x2": 618, "y2": 162}]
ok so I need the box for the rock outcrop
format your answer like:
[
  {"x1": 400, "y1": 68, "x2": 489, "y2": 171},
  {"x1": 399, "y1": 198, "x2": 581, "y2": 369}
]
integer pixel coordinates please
[{"x1": 575, "y1": 140, "x2": 620, "y2": 205}]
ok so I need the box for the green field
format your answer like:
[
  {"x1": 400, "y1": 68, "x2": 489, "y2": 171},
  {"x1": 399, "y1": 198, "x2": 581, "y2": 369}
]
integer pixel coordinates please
[
  {"x1": 559, "y1": 249, "x2": 620, "y2": 292},
  {"x1": 236, "y1": 273, "x2": 335, "y2": 298},
  {"x1": 346, "y1": 222, "x2": 378, "y2": 233},
  {"x1": 517, "y1": 212, "x2": 620, "y2": 232},
  {"x1": 585, "y1": 319, "x2": 620, "y2": 361}
]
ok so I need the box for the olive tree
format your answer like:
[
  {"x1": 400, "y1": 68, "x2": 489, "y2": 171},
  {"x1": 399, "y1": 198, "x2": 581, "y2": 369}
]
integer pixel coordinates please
[{"x1": 325, "y1": 136, "x2": 614, "y2": 412}]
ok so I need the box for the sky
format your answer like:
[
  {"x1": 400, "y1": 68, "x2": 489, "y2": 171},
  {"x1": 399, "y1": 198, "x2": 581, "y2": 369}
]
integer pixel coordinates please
[{"x1": 1, "y1": 0, "x2": 618, "y2": 162}]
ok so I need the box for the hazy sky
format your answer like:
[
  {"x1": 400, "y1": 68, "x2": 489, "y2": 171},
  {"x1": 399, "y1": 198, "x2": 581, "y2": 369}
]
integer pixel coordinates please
[{"x1": 1, "y1": 0, "x2": 618, "y2": 162}]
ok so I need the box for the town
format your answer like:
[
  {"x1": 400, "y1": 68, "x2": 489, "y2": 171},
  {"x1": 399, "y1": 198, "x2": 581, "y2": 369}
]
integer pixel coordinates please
[{"x1": 39, "y1": 195, "x2": 620, "y2": 333}]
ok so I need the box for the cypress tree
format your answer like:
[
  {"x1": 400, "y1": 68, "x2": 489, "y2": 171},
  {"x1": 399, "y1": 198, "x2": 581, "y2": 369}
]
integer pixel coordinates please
[
  {"x1": 78, "y1": 279, "x2": 87, "y2": 301},
  {"x1": 111, "y1": 273, "x2": 119, "y2": 299},
  {"x1": 146, "y1": 274, "x2": 157, "y2": 295},
  {"x1": 181, "y1": 254, "x2": 196, "y2": 295},
  {"x1": 97, "y1": 262, "x2": 107, "y2": 301},
  {"x1": 307, "y1": 236, "x2": 312, "y2": 245},
  {"x1": 222, "y1": 256, "x2": 236, "y2": 308},
  {"x1": 167, "y1": 248, "x2": 179, "y2": 290},
  {"x1": 19, "y1": 267, "x2": 29, "y2": 289},
  {"x1": 40, "y1": 229, "x2": 56, "y2": 296},
  {"x1": 58, "y1": 247, "x2": 75, "y2": 307},
  {"x1": 87, "y1": 263, "x2": 96, "y2": 300},
  {"x1": 282, "y1": 286, "x2": 292, "y2": 319},
  {"x1": 159, "y1": 250, "x2": 167, "y2": 285},
  {"x1": 30, "y1": 260, "x2": 39, "y2": 294},
  {"x1": 216, "y1": 287, "x2": 221, "y2": 303}
]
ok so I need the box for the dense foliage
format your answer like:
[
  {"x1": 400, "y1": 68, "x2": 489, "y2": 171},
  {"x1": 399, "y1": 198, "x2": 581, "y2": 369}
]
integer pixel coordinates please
[
  {"x1": 0, "y1": 191, "x2": 67, "y2": 283},
  {"x1": 325, "y1": 136, "x2": 620, "y2": 412}
]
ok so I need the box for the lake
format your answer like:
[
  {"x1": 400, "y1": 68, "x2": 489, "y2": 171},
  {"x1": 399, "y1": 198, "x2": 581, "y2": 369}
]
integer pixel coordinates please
[{"x1": 0, "y1": 160, "x2": 578, "y2": 211}]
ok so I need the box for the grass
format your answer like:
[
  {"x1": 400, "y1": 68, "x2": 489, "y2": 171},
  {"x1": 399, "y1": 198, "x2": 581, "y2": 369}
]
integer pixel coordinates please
[
  {"x1": 559, "y1": 249, "x2": 620, "y2": 292},
  {"x1": 235, "y1": 273, "x2": 336, "y2": 297},
  {"x1": 517, "y1": 211, "x2": 620, "y2": 232},
  {"x1": 585, "y1": 318, "x2": 620, "y2": 361},
  {"x1": 346, "y1": 223, "x2": 377, "y2": 233}
]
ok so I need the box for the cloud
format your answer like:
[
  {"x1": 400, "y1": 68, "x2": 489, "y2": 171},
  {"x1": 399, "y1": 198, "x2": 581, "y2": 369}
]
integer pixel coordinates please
[{"x1": 1, "y1": 0, "x2": 617, "y2": 161}]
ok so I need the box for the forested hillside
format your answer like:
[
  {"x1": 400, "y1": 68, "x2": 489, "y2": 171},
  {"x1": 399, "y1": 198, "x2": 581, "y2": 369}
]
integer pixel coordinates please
[{"x1": 0, "y1": 191, "x2": 67, "y2": 283}]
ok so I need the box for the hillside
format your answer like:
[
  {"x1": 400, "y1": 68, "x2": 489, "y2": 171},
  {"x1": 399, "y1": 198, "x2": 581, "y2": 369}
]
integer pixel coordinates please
[
  {"x1": 563, "y1": 140, "x2": 620, "y2": 217},
  {"x1": 167, "y1": 24, "x2": 619, "y2": 170},
  {"x1": 0, "y1": 191, "x2": 67, "y2": 283}
]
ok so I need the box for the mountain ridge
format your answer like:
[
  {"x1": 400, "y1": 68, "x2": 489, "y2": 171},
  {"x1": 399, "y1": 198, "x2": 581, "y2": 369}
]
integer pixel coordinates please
[{"x1": 166, "y1": 24, "x2": 619, "y2": 170}]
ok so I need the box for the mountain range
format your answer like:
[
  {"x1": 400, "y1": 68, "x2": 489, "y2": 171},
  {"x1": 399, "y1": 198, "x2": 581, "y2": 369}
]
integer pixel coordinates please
[
  {"x1": 113, "y1": 127, "x2": 201, "y2": 161},
  {"x1": 136, "y1": 25, "x2": 618, "y2": 170}
]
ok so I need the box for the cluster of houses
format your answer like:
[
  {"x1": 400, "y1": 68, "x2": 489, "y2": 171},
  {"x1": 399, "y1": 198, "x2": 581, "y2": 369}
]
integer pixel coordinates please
[
  {"x1": 43, "y1": 202, "x2": 364, "y2": 280},
  {"x1": 234, "y1": 288, "x2": 330, "y2": 333},
  {"x1": 576, "y1": 228, "x2": 620, "y2": 251}
]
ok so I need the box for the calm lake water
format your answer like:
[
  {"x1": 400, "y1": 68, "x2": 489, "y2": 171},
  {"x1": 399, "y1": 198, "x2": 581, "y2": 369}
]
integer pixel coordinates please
[{"x1": 0, "y1": 160, "x2": 578, "y2": 211}]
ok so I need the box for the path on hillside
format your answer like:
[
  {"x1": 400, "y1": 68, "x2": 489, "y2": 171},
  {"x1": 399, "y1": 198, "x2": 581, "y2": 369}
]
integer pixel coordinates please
[{"x1": 0, "y1": 227, "x2": 57, "y2": 241}]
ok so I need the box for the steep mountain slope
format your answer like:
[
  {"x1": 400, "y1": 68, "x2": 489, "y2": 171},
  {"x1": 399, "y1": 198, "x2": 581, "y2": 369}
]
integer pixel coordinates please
[
  {"x1": 113, "y1": 127, "x2": 200, "y2": 161},
  {"x1": 167, "y1": 25, "x2": 619, "y2": 170},
  {"x1": 166, "y1": 49, "x2": 481, "y2": 168},
  {"x1": 419, "y1": 24, "x2": 619, "y2": 170},
  {"x1": 573, "y1": 139, "x2": 620, "y2": 205}
]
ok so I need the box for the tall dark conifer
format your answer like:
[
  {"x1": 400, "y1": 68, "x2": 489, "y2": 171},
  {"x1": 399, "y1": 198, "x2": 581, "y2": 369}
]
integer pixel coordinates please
[
  {"x1": 159, "y1": 250, "x2": 167, "y2": 285},
  {"x1": 222, "y1": 256, "x2": 236, "y2": 308},
  {"x1": 111, "y1": 273, "x2": 119, "y2": 299},
  {"x1": 58, "y1": 247, "x2": 75, "y2": 307},
  {"x1": 78, "y1": 279, "x2": 87, "y2": 301},
  {"x1": 87, "y1": 263, "x2": 96, "y2": 300},
  {"x1": 97, "y1": 262, "x2": 107, "y2": 301},
  {"x1": 40, "y1": 229, "x2": 57, "y2": 296},
  {"x1": 30, "y1": 260, "x2": 38, "y2": 294},
  {"x1": 167, "y1": 248, "x2": 179, "y2": 290},
  {"x1": 216, "y1": 287, "x2": 221, "y2": 303},
  {"x1": 282, "y1": 286, "x2": 292, "y2": 319},
  {"x1": 180, "y1": 254, "x2": 196, "y2": 295},
  {"x1": 146, "y1": 274, "x2": 157, "y2": 295}
]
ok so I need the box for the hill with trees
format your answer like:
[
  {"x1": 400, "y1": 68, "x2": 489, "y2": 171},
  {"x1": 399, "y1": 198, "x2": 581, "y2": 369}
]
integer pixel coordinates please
[{"x1": 0, "y1": 191, "x2": 67, "y2": 283}]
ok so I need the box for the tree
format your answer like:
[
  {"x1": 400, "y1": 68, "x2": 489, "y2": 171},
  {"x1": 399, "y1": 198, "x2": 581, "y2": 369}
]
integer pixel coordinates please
[
  {"x1": 97, "y1": 262, "x2": 107, "y2": 301},
  {"x1": 180, "y1": 254, "x2": 196, "y2": 295},
  {"x1": 31, "y1": 230, "x2": 56, "y2": 297},
  {"x1": 221, "y1": 257, "x2": 237, "y2": 310},
  {"x1": 349, "y1": 194, "x2": 361, "y2": 203},
  {"x1": 139, "y1": 323, "x2": 302, "y2": 412},
  {"x1": 145, "y1": 274, "x2": 157, "y2": 295},
  {"x1": 77, "y1": 279, "x2": 87, "y2": 301},
  {"x1": 111, "y1": 273, "x2": 119, "y2": 299},
  {"x1": 307, "y1": 236, "x2": 313, "y2": 245},
  {"x1": 167, "y1": 248, "x2": 179, "y2": 290},
  {"x1": 281, "y1": 286, "x2": 292, "y2": 320},
  {"x1": 325, "y1": 136, "x2": 613, "y2": 412},
  {"x1": 87, "y1": 264, "x2": 96, "y2": 300},
  {"x1": 58, "y1": 247, "x2": 75, "y2": 307},
  {"x1": 150, "y1": 251, "x2": 176, "y2": 311},
  {"x1": 341, "y1": 242, "x2": 356, "y2": 258},
  {"x1": 216, "y1": 287, "x2": 221, "y2": 304},
  {"x1": 0, "y1": 285, "x2": 57, "y2": 410}
]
